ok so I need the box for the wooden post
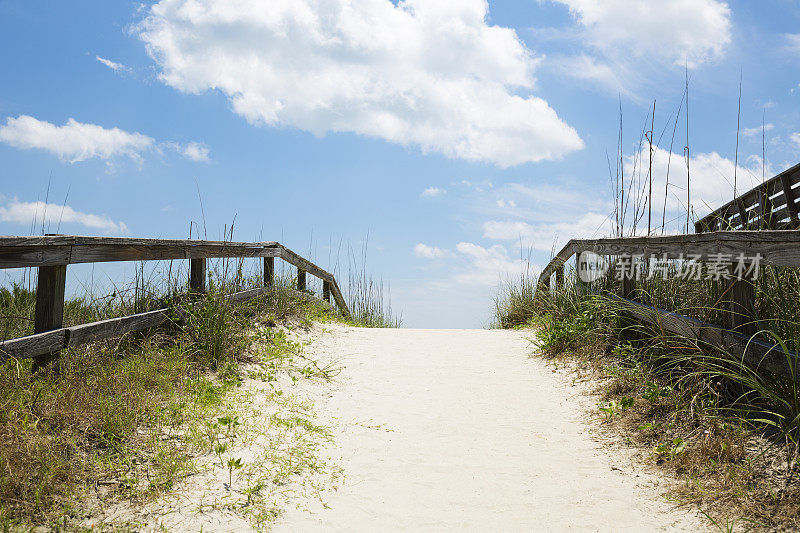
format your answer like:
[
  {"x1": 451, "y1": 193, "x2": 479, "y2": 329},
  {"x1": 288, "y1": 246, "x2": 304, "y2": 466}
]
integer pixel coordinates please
[
  {"x1": 189, "y1": 258, "x2": 206, "y2": 295},
  {"x1": 263, "y1": 257, "x2": 274, "y2": 288},
  {"x1": 620, "y1": 255, "x2": 636, "y2": 300},
  {"x1": 322, "y1": 280, "x2": 331, "y2": 302},
  {"x1": 297, "y1": 268, "x2": 306, "y2": 291},
  {"x1": 555, "y1": 265, "x2": 564, "y2": 291},
  {"x1": 727, "y1": 261, "x2": 756, "y2": 336},
  {"x1": 621, "y1": 275, "x2": 635, "y2": 300},
  {"x1": 32, "y1": 264, "x2": 67, "y2": 370},
  {"x1": 574, "y1": 253, "x2": 585, "y2": 296},
  {"x1": 729, "y1": 278, "x2": 756, "y2": 336}
]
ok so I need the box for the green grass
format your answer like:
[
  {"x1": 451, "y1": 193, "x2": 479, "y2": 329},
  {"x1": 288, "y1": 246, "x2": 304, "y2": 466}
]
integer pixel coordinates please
[
  {"x1": 495, "y1": 264, "x2": 800, "y2": 530},
  {"x1": 0, "y1": 254, "x2": 392, "y2": 529}
]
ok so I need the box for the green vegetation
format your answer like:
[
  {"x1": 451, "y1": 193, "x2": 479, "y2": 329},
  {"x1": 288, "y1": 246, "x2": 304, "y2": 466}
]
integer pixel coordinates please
[
  {"x1": 495, "y1": 265, "x2": 800, "y2": 531},
  {"x1": 0, "y1": 256, "x2": 394, "y2": 529}
]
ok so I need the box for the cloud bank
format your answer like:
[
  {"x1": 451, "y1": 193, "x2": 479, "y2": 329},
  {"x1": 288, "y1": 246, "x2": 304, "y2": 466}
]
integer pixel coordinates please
[{"x1": 137, "y1": 0, "x2": 584, "y2": 167}]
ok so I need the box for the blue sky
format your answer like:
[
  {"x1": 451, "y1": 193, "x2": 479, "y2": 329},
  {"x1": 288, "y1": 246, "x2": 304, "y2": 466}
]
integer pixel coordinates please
[{"x1": 1, "y1": 0, "x2": 799, "y2": 327}]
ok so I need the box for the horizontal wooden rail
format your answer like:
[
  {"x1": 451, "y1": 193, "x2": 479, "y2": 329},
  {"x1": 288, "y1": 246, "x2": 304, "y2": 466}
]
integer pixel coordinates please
[
  {"x1": 612, "y1": 296, "x2": 792, "y2": 375},
  {"x1": 540, "y1": 230, "x2": 800, "y2": 284},
  {"x1": 0, "y1": 235, "x2": 351, "y2": 366},
  {"x1": 0, "y1": 287, "x2": 318, "y2": 362},
  {"x1": 535, "y1": 230, "x2": 800, "y2": 374},
  {"x1": 0, "y1": 236, "x2": 281, "y2": 268}
]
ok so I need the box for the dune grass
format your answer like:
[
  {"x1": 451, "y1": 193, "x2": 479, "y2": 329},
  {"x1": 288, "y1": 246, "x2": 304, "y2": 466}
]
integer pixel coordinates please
[
  {"x1": 0, "y1": 252, "x2": 395, "y2": 528},
  {"x1": 495, "y1": 264, "x2": 800, "y2": 530}
]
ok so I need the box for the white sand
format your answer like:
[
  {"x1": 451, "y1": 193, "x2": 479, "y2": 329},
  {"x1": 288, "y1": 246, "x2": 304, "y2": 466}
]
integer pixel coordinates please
[{"x1": 274, "y1": 326, "x2": 707, "y2": 532}]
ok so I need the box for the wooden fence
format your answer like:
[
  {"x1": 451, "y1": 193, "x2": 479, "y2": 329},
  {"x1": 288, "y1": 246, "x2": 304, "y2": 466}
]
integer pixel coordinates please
[
  {"x1": 695, "y1": 162, "x2": 800, "y2": 232},
  {"x1": 0, "y1": 235, "x2": 350, "y2": 367},
  {"x1": 535, "y1": 230, "x2": 800, "y2": 374}
]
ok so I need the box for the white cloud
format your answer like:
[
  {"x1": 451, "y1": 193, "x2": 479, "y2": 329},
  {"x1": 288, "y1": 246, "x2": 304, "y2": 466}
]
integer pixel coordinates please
[
  {"x1": 180, "y1": 141, "x2": 211, "y2": 162},
  {"x1": 0, "y1": 115, "x2": 154, "y2": 163},
  {"x1": 548, "y1": 0, "x2": 731, "y2": 93},
  {"x1": 482, "y1": 212, "x2": 611, "y2": 252},
  {"x1": 453, "y1": 242, "x2": 532, "y2": 286},
  {"x1": 553, "y1": 0, "x2": 731, "y2": 68},
  {"x1": 790, "y1": 133, "x2": 800, "y2": 149},
  {"x1": 741, "y1": 123, "x2": 774, "y2": 137},
  {"x1": 550, "y1": 53, "x2": 631, "y2": 95},
  {"x1": 421, "y1": 186, "x2": 445, "y2": 198},
  {"x1": 496, "y1": 199, "x2": 516, "y2": 208},
  {"x1": 0, "y1": 199, "x2": 129, "y2": 234},
  {"x1": 137, "y1": 0, "x2": 583, "y2": 167},
  {"x1": 622, "y1": 146, "x2": 769, "y2": 224},
  {"x1": 413, "y1": 243, "x2": 449, "y2": 258},
  {"x1": 785, "y1": 34, "x2": 800, "y2": 54},
  {"x1": 95, "y1": 55, "x2": 128, "y2": 72}
]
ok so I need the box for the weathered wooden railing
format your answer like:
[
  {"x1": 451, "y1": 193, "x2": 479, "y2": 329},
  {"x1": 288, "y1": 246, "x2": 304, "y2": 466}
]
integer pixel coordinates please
[
  {"x1": 535, "y1": 230, "x2": 800, "y2": 374},
  {"x1": 695, "y1": 162, "x2": 800, "y2": 232},
  {"x1": 0, "y1": 235, "x2": 350, "y2": 367}
]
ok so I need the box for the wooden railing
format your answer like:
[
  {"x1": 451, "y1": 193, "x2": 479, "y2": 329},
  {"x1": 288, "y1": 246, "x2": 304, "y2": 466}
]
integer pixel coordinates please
[
  {"x1": 695, "y1": 162, "x2": 800, "y2": 232},
  {"x1": 0, "y1": 235, "x2": 350, "y2": 367},
  {"x1": 535, "y1": 230, "x2": 800, "y2": 374}
]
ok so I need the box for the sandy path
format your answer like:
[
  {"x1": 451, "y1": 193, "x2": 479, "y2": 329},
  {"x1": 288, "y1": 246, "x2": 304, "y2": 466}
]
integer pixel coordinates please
[{"x1": 274, "y1": 326, "x2": 706, "y2": 532}]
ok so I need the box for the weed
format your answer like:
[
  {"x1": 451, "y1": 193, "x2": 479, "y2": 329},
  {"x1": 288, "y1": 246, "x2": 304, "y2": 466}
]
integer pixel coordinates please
[
  {"x1": 498, "y1": 265, "x2": 800, "y2": 529},
  {"x1": 0, "y1": 251, "x2": 381, "y2": 527}
]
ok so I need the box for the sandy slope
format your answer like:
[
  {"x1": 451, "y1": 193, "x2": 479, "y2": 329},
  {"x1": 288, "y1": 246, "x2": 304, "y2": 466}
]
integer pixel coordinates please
[{"x1": 274, "y1": 326, "x2": 706, "y2": 532}]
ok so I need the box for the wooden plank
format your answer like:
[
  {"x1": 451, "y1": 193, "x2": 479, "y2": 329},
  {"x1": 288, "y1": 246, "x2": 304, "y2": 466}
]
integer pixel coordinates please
[
  {"x1": 538, "y1": 242, "x2": 575, "y2": 283},
  {"x1": 768, "y1": 203, "x2": 792, "y2": 227},
  {"x1": 189, "y1": 258, "x2": 206, "y2": 295},
  {"x1": 621, "y1": 273, "x2": 635, "y2": 299},
  {"x1": 0, "y1": 283, "x2": 347, "y2": 360},
  {"x1": 613, "y1": 295, "x2": 794, "y2": 375},
  {"x1": 767, "y1": 190, "x2": 789, "y2": 214},
  {"x1": 728, "y1": 276, "x2": 756, "y2": 336},
  {"x1": 538, "y1": 230, "x2": 800, "y2": 299},
  {"x1": 694, "y1": 220, "x2": 707, "y2": 234},
  {"x1": 278, "y1": 246, "x2": 333, "y2": 281},
  {"x1": 696, "y1": 162, "x2": 800, "y2": 234},
  {"x1": 555, "y1": 266, "x2": 564, "y2": 290},
  {"x1": 0, "y1": 234, "x2": 351, "y2": 318},
  {"x1": 0, "y1": 236, "x2": 280, "y2": 268},
  {"x1": 540, "y1": 273, "x2": 551, "y2": 294},
  {"x1": 328, "y1": 279, "x2": 351, "y2": 318},
  {"x1": 323, "y1": 280, "x2": 331, "y2": 302},
  {"x1": 225, "y1": 287, "x2": 267, "y2": 305},
  {"x1": 574, "y1": 231, "x2": 800, "y2": 268},
  {"x1": 0, "y1": 329, "x2": 66, "y2": 361},
  {"x1": 264, "y1": 256, "x2": 274, "y2": 287},
  {"x1": 34, "y1": 265, "x2": 66, "y2": 333},
  {"x1": 68, "y1": 309, "x2": 171, "y2": 346},
  {"x1": 33, "y1": 264, "x2": 67, "y2": 369},
  {"x1": 297, "y1": 268, "x2": 306, "y2": 291}
]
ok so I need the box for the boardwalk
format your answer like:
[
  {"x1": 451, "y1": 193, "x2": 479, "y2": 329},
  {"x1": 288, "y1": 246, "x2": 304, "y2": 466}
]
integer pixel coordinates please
[{"x1": 275, "y1": 327, "x2": 705, "y2": 532}]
